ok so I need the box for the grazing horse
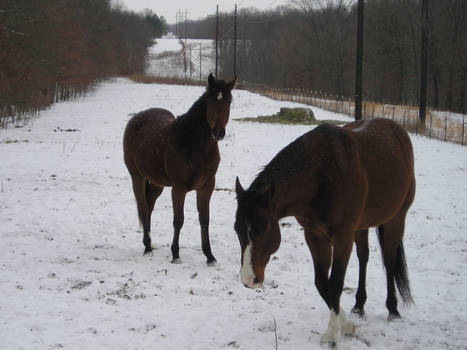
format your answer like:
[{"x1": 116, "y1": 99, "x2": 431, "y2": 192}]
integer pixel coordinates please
[
  {"x1": 234, "y1": 118, "x2": 415, "y2": 343},
  {"x1": 123, "y1": 73, "x2": 236, "y2": 264}
]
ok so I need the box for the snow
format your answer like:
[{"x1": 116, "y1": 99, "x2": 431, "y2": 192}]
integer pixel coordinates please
[
  {"x1": 1, "y1": 78, "x2": 467, "y2": 350},
  {"x1": 145, "y1": 38, "x2": 216, "y2": 80}
]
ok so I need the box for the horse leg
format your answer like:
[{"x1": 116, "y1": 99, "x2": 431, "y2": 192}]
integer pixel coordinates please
[
  {"x1": 171, "y1": 186, "x2": 187, "y2": 263},
  {"x1": 146, "y1": 182, "x2": 164, "y2": 244},
  {"x1": 196, "y1": 177, "x2": 216, "y2": 264},
  {"x1": 130, "y1": 174, "x2": 151, "y2": 253},
  {"x1": 323, "y1": 232, "x2": 356, "y2": 343},
  {"x1": 378, "y1": 211, "x2": 413, "y2": 320},
  {"x1": 304, "y1": 230, "x2": 332, "y2": 308},
  {"x1": 147, "y1": 182, "x2": 164, "y2": 214},
  {"x1": 352, "y1": 229, "x2": 369, "y2": 317}
]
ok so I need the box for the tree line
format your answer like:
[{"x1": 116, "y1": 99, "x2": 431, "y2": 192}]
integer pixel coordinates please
[
  {"x1": 0, "y1": 0, "x2": 166, "y2": 123},
  {"x1": 183, "y1": 0, "x2": 467, "y2": 114}
]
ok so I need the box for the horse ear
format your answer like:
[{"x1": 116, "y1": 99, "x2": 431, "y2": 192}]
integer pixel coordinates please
[
  {"x1": 235, "y1": 176, "x2": 245, "y2": 196},
  {"x1": 227, "y1": 76, "x2": 237, "y2": 90},
  {"x1": 208, "y1": 73, "x2": 215, "y2": 88}
]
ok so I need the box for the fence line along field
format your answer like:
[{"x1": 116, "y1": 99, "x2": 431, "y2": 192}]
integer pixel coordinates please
[
  {"x1": 141, "y1": 38, "x2": 466, "y2": 146},
  {"x1": 239, "y1": 82, "x2": 467, "y2": 146},
  {"x1": 1, "y1": 77, "x2": 466, "y2": 349}
]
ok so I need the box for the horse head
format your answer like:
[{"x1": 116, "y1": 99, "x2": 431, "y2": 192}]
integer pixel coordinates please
[
  {"x1": 205, "y1": 73, "x2": 236, "y2": 141},
  {"x1": 234, "y1": 177, "x2": 281, "y2": 288}
]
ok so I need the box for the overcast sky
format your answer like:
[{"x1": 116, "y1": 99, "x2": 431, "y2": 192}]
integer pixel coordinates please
[{"x1": 116, "y1": 0, "x2": 292, "y2": 22}]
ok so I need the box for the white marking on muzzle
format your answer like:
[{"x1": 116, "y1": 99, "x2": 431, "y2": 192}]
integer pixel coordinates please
[{"x1": 240, "y1": 242, "x2": 259, "y2": 288}]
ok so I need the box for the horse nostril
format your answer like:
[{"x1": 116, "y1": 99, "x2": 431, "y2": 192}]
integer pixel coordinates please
[
  {"x1": 213, "y1": 129, "x2": 225, "y2": 141},
  {"x1": 253, "y1": 277, "x2": 259, "y2": 284}
]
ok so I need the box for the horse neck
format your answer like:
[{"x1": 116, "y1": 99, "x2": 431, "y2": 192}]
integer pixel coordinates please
[
  {"x1": 172, "y1": 94, "x2": 212, "y2": 147},
  {"x1": 251, "y1": 160, "x2": 316, "y2": 219}
]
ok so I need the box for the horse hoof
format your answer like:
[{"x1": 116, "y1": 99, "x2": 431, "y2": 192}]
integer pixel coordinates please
[
  {"x1": 206, "y1": 258, "x2": 217, "y2": 266},
  {"x1": 171, "y1": 258, "x2": 182, "y2": 264},
  {"x1": 341, "y1": 319, "x2": 356, "y2": 337},
  {"x1": 388, "y1": 312, "x2": 401, "y2": 321},
  {"x1": 351, "y1": 306, "x2": 365, "y2": 318},
  {"x1": 144, "y1": 247, "x2": 153, "y2": 254},
  {"x1": 320, "y1": 332, "x2": 338, "y2": 345}
]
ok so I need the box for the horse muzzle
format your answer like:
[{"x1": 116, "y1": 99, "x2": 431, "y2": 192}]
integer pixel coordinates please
[
  {"x1": 212, "y1": 128, "x2": 225, "y2": 141},
  {"x1": 242, "y1": 277, "x2": 261, "y2": 289}
]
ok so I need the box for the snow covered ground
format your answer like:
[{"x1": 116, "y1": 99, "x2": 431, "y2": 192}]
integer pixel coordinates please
[
  {"x1": 1, "y1": 78, "x2": 467, "y2": 350},
  {"x1": 145, "y1": 38, "x2": 215, "y2": 80}
]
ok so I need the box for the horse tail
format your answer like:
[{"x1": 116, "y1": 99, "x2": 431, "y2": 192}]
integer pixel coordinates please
[{"x1": 377, "y1": 225, "x2": 414, "y2": 305}]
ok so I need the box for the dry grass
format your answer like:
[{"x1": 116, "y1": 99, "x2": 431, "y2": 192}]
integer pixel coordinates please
[{"x1": 127, "y1": 73, "x2": 204, "y2": 87}]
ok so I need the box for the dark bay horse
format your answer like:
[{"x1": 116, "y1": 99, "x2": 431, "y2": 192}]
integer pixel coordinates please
[
  {"x1": 123, "y1": 73, "x2": 236, "y2": 264},
  {"x1": 234, "y1": 118, "x2": 415, "y2": 343}
]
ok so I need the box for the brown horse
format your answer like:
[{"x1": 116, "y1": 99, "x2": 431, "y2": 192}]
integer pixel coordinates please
[
  {"x1": 123, "y1": 73, "x2": 236, "y2": 264},
  {"x1": 234, "y1": 118, "x2": 415, "y2": 343}
]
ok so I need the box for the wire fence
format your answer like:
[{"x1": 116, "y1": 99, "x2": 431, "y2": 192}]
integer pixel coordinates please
[
  {"x1": 239, "y1": 81, "x2": 467, "y2": 146},
  {"x1": 2, "y1": 77, "x2": 465, "y2": 147}
]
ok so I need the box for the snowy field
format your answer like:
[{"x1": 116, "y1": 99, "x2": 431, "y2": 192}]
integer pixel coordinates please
[
  {"x1": 1, "y1": 78, "x2": 467, "y2": 350},
  {"x1": 145, "y1": 38, "x2": 215, "y2": 80}
]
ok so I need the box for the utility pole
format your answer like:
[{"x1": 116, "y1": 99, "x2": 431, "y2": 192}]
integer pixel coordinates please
[
  {"x1": 419, "y1": 0, "x2": 429, "y2": 126},
  {"x1": 215, "y1": 5, "x2": 219, "y2": 78},
  {"x1": 177, "y1": 9, "x2": 183, "y2": 40},
  {"x1": 190, "y1": 44, "x2": 192, "y2": 80},
  {"x1": 233, "y1": 3, "x2": 238, "y2": 77},
  {"x1": 200, "y1": 44, "x2": 202, "y2": 82},
  {"x1": 185, "y1": 9, "x2": 188, "y2": 44},
  {"x1": 354, "y1": 0, "x2": 364, "y2": 121}
]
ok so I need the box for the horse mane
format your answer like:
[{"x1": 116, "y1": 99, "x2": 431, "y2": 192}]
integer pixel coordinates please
[
  {"x1": 173, "y1": 92, "x2": 208, "y2": 126},
  {"x1": 250, "y1": 123, "x2": 346, "y2": 194},
  {"x1": 251, "y1": 132, "x2": 310, "y2": 192},
  {"x1": 171, "y1": 92, "x2": 211, "y2": 152}
]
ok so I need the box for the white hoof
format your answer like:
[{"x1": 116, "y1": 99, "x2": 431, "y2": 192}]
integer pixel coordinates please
[
  {"x1": 171, "y1": 258, "x2": 182, "y2": 264},
  {"x1": 339, "y1": 311, "x2": 356, "y2": 337},
  {"x1": 321, "y1": 310, "x2": 340, "y2": 344},
  {"x1": 321, "y1": 330, "x2": 338, "y2": 344},
  {"x1": 320, "y1": 309, "x2": 356, "y2": 344}
]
